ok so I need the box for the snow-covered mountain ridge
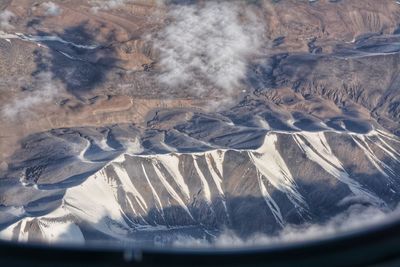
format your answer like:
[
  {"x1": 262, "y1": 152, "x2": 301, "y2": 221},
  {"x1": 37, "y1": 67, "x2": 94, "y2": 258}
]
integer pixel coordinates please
[{"x1": 1, "y1": 127, "x2": 399, "y2": 246}]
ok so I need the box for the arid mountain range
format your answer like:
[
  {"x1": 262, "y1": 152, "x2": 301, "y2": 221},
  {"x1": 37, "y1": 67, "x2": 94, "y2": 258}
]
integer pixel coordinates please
[{"x1": 0, "y1": 0, "x2": 400, "y2": 247}]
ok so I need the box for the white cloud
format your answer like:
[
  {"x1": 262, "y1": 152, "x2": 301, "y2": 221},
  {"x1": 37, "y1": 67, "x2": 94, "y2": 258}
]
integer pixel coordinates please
[
  {"x1": 173, "y1": 204, "x2": 400, "y2": 248},
  {"x1": 0, "y1": 10, "x2": 15, "y2": 30},
  {"x1": 90, "y1": 0, "x2": 129, "y2": 12},
  {"x1": 2, "y1": 72, "x2": 60, "y2": 118},
  {"x1": 42, "y1": 2, "x2": 62, "y2": 16},
  {"x1": 150, "y1": 2, "x2": 265, "y2": 95}
]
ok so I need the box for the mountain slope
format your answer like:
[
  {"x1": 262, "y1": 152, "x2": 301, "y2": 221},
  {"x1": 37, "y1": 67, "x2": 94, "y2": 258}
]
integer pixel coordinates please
[{"x1": 1, "y1": 125, "x2": 400, "y2": 245}]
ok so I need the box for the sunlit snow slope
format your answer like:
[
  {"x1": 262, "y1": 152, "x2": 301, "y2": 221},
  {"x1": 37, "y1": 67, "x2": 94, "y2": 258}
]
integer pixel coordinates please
[{"x1": 1, "y1": 126, "x2": 400, "y2": 246}]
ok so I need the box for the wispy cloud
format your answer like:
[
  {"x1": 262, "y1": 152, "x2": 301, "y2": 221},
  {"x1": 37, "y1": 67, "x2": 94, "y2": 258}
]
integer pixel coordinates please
[
  {"x1": 173, "y1": 204, "x2": 400, "y2": 248},
  {"x1": 0, "y1": 10, "x2": 15, "y2": 30},
  {"x1": 42, "y1": 2, "x2": 62, "y2": 16},
  {"x1": 150, "y1": 1, "x2": 265, "y2": 95},
  {"x1": 2, "y1": 72, "x2": 60, "y2": 118},
  {"x1": 90, "y1": 0, "x2": 128, "y2": 12}
]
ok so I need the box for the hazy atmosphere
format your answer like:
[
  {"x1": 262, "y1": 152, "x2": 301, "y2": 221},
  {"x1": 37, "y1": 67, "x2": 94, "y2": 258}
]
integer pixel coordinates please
[{"x1": 0, "y1": 0, "x2": 400, "y2": 249}]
